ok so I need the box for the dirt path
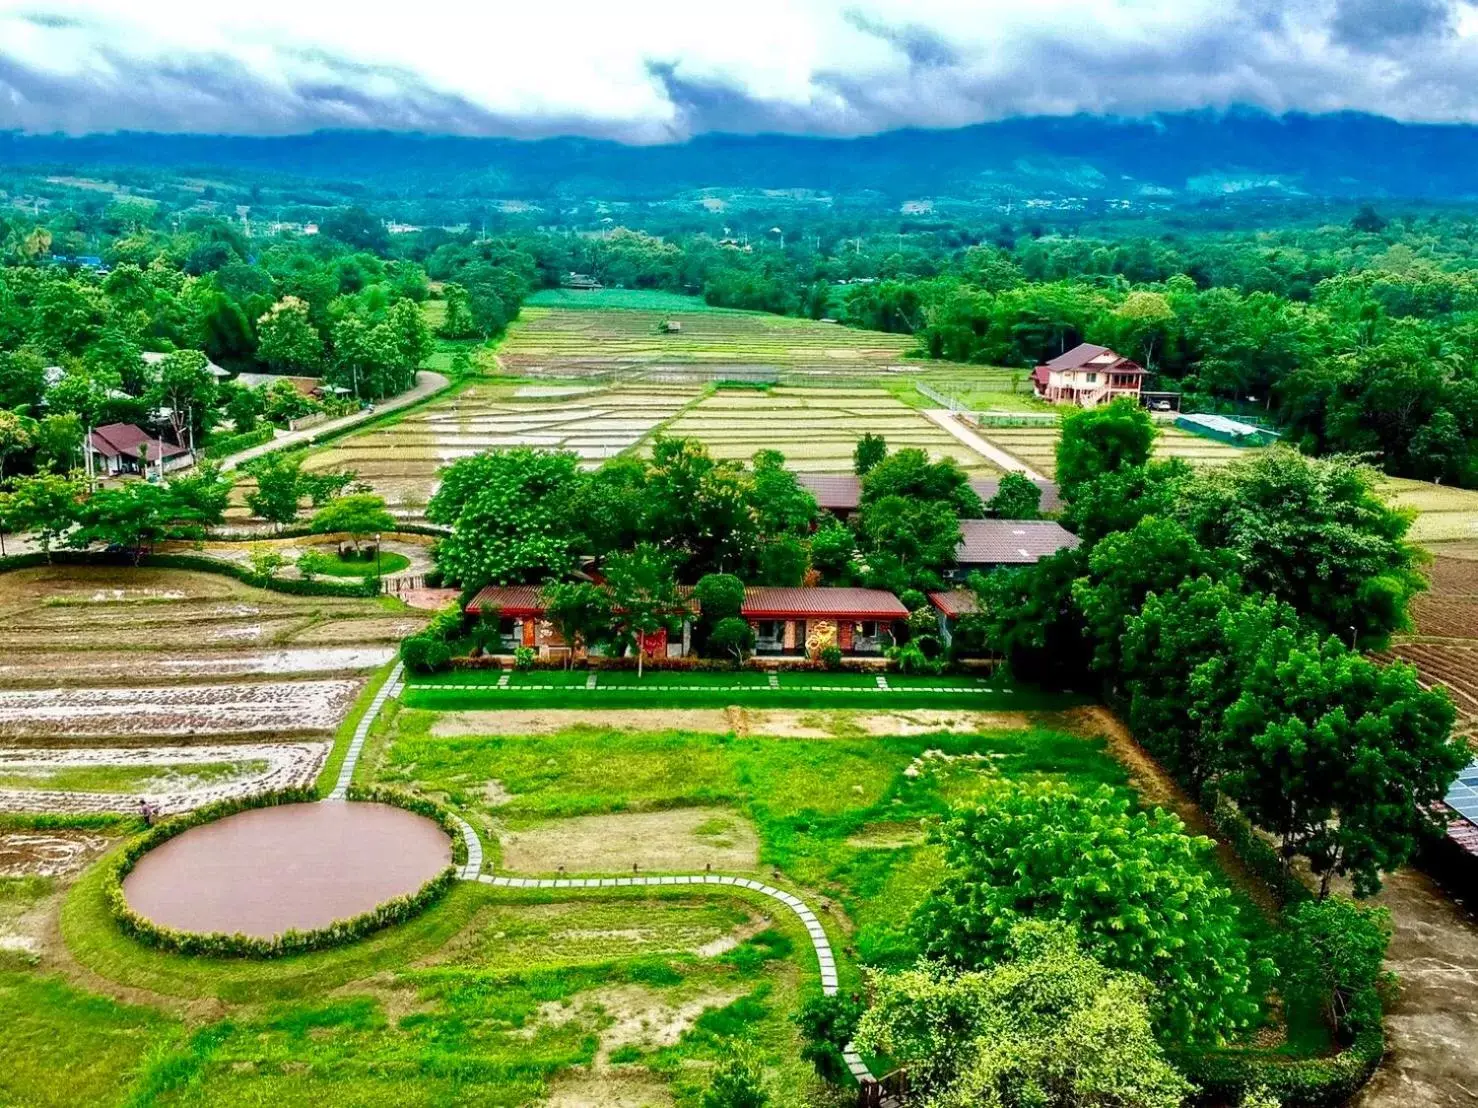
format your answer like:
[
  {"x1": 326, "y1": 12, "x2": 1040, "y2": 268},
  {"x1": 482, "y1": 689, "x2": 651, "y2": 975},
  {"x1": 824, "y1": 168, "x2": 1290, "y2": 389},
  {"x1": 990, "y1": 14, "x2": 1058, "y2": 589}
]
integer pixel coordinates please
[
  {"x1": 217, "y1": 370, "x2": 451, "y2": 473},
  {"x1": 1353, "y1": 868, "x2": 1478, "y2": 1107},
  {"x1": 923, "y1": 408, "x2": 1046, "y2": 480}
]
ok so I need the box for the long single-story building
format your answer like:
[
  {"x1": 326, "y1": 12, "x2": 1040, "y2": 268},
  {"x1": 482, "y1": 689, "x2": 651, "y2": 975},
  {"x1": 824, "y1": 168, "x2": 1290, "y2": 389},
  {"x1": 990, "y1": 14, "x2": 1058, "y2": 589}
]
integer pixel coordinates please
[
  {"x1": 88, "y1": 423, "x2": 192, "y2": 477},
  {"x1": 951, "y1": 519, "x2": 1080, "y2": 580},
  {"x1": 464, "y1": 584, "x2": 909, "y2": 660},
  {"x1": 796, "y1": 473, "x2": 1062, "y2": 519}
]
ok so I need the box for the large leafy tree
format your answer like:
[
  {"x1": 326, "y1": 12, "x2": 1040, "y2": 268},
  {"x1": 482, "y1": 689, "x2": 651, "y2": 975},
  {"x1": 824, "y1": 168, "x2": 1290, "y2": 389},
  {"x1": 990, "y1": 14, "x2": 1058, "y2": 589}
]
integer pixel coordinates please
[
  {"x1": 1175, "y1": 448, "x2": 1423, "y2": 645},
  {"x1": 430, "y1": 448, "x2": 584, "y2": 588},
  {"x1": 913, "y1": 782, "x2": 1265, "y2": 1044},
  {"x1": 858, "y1": 495, "x2": 962, "y2": 589},
  {"x1": 969, "y1": 547, "x2": 1090, "y2": 683},
  {"x1": 748, "y1": 449, "x2": 817, "y2": 536},
  {"x1": 148, "y1": 349, "x2": 218, "y2": 449},
  {"x1": 643, "y1": 437, "x2": 757, "y2": 575},
  {"x1": 1057, "y1": 398, "x2": 1156, "y2": 495},
  {"x1": 860, "y1": 447, "x2": 982, "y2": 516},
  {"x1": 1, "y1": 473, "x2": 82, "y2": 559},
  {"x1": 245, "y1": 453, "x2": 307, "y2": 525},
  {"x1": 255, "y1": 296, "x2": 324, "y2": 373},
  {"x1": 543, "y1": 581, "x2": 614, "y2": 666},
  {"x1": 985, "y1": 472, "x2": 1042, "y2": 519},
  {"x1": 68, "y1": 481, "x2": 208, "y2": 564},
  {"x1": 309, "y1": 493, "x2": 395, "y2": 553},
  {"x1": 855, "y1": 923, "x2": 1192, "y2": 1108},
  {"x1": 1220, "y1": 625, "x2": 1466, "y2": 896},
  {"x1": 604, "y1": 542, "x2": 683, "y2": 677}
]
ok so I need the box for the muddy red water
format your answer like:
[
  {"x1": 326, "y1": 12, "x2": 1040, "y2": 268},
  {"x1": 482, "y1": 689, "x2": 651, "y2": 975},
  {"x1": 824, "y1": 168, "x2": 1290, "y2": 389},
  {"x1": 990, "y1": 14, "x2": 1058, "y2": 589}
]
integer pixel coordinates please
[{"x1": 123, "y1": 801, "x2": 451, "y2": 937}]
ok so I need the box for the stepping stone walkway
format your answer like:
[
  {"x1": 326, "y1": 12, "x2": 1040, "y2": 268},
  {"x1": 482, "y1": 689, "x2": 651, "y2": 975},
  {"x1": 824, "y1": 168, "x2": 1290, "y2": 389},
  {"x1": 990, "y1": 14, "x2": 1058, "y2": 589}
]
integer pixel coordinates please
[
  {"x1": 332, "y1": 657, "x2": 876, "y2": 1086},
  {"x1": 767, "y1": 673, "x2": 779, "y2": 689},
  {"x1": 874, "y1": 674, "x2": 889, "y2": 689},
  {"x1": 585, "y1": 672, "x2": 598, "y2": 689},
  {"x1": 475, "y1": 870, "x2": 872, "y2": 1084},
  {"x1": 328, "y1": 662, "x2": 404, "y2": 801}
]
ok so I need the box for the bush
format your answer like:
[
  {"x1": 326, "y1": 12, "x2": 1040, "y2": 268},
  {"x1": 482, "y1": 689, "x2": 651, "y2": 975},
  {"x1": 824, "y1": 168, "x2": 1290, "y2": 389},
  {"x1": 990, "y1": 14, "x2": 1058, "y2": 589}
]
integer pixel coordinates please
[
  {"x1": 795, "y1": 992, "x2": 864, "y2": 1083},
  {"x1": 202, "y1": 425, "x2": 274, "y2": 460},
  {"x1": 709, "y1": 616, "x2": 756, "y2": 662},
  {"x1": 513, "y1": 645, "x2": 536, "y2": 670},
  {"x1": 103, "y1": 789, "x2": 457, "y2": 958},
  {"x1": 890, "y1": 640, "x2": 945, "y2": 676},
  {"x1": 401, "y1": 633, "x2": 452, "y2": 673},
  {"x1": 819, "y1": 644, "x2": 844, "y2": 670}
]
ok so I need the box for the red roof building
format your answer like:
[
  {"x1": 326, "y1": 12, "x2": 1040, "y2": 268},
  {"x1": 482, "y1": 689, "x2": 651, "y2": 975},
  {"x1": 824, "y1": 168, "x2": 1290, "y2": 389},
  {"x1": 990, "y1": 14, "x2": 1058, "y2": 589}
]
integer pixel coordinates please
[
  {"x1": 87, "y1": 423, "x2": 191, "y2": 477},
  {"x1": 465, "y1": 583, "x2": 908, "y2": 658},
  {"x1": 1031, "y1": 343, "x2": 1145, "y2": 407}
]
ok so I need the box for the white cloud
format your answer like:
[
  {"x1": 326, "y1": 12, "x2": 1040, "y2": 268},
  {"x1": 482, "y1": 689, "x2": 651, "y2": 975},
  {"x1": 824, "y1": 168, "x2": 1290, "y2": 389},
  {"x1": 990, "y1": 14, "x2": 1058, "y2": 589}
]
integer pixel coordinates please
[{"x1": 0, "y1": 0, "x2": 1475, "y2": 138}]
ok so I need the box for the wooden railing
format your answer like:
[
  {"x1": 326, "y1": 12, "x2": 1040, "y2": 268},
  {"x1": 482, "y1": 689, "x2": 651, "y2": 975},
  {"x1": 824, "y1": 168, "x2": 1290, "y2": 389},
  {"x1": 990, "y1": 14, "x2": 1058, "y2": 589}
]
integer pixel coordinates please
[{"x1": 858, "y1": 1069, "x2": 910, "y2": 1107}]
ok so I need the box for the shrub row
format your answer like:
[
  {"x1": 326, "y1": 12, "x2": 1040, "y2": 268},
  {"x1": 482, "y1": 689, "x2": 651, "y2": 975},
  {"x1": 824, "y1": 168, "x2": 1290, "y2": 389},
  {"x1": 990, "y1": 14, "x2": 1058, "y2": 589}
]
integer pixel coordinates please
[
  {"x1": 202, "y1": 426, "x2": 275, "y2": 459},
  {"x1": 446, "y1": 653, "x2": 898, "y2": 674},
  {"x1": 1175, "y1": 1024, "x2": 1383, "y2": 1108},
  {"x1": 104, "y1": 788, "x2": 457, "y2": 959}
]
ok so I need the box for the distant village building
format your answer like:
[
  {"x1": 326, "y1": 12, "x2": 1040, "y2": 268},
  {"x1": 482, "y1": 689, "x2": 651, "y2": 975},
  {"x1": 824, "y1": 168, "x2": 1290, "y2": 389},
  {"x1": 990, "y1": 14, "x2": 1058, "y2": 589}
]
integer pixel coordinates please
[
  {"x1": 559, "y1": 272, "x2": 603, "y2": 290},
  {"x1": 658, "y1": 319, "x2": 682, "y2": 334},
  {"x1": 87, "y1": 423, "x2": 190, "y2": 477},
  {"x1": 1030, "y1": 343, "x2": 1145, "y2": 407}
]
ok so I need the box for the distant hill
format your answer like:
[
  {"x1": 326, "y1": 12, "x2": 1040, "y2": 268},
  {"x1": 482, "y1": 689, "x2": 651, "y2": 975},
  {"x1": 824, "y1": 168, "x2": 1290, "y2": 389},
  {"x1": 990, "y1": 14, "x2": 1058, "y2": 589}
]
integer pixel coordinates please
[{"x1": 2, "y1": 108, "x2": 1476, "y2": 201}]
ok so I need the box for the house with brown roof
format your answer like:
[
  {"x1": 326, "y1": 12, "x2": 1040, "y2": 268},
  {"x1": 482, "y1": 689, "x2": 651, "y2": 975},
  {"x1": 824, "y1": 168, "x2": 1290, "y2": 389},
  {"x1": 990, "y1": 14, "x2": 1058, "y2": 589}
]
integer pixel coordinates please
[
  {"x1": 951, "y1": 519, "x2": 1080, "y2": 580},
  {"x1": 1030, "y1": 343, "x2": 1145, "y2": 407},
  {"x1": 464, "y1": 583, "x2": 908, "y2": 659},
  {"x1": 87, "y1": 423, "x2": 191, "y2": 477},
  {"x1": 740, "y1": 586, "x2": 907, "y2": 656},
  {"x1": 796, "y1": 473, "x2": 1062, "y2": 520}
]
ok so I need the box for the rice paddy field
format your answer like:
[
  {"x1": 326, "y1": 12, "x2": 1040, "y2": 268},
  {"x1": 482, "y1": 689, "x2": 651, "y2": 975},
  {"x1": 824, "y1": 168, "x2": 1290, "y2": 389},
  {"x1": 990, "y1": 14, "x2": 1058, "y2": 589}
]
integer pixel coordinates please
[
  {"x1": 499, "y1": 300, "x2": 920, "y2": 375},
  {"x1": 653, "y1": 386, "x2": 999, "y2": 473},
  {"x1": 0, "y1": 565, "x2": 422, "y2": 819},
  {"x1": 293, "y1": 382, "x2": 701, "y2": 515},
  {"x1": 974, "y1": 418, "x2": 1262, "y2": 478},
  {"x1": 1382, "y1": 478, "x2": 1478, "y2": 545}
]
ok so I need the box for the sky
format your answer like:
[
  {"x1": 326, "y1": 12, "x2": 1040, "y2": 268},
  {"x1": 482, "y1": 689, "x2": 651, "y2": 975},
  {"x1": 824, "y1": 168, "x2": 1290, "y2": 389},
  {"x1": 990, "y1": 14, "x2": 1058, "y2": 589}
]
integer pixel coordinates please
[{"x1": 1, "y1": 0, "x2": 1477, "y2": 142}]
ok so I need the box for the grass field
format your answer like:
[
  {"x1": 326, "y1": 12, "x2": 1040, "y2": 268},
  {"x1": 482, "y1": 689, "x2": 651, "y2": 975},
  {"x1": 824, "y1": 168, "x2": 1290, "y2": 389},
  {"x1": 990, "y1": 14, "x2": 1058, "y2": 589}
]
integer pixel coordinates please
[{"x1": 654, "y1": 385, "x2": 999, "y2": 474}]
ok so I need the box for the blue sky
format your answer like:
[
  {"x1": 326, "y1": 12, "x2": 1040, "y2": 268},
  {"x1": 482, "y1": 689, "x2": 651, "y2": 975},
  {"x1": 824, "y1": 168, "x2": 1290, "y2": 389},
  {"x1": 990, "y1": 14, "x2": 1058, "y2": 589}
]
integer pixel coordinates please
[{"x1": 1, "y1": 0, "x2": 1476, "y2": 140}]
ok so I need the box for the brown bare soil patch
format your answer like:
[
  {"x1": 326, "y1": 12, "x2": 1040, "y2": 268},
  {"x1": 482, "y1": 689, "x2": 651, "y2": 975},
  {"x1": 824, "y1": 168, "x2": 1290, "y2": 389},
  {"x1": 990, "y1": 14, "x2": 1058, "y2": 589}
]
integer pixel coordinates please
[
  {"x1": 542, "y1": 1069, "x2": 674, "y2": 1107},
  {"x1": 530, "y1": 983, "x2": 746, "y2": 1064},
  {"x1": 498, "y1": 807, "x2": 760, "y2": 875},
  {"x1": 743, "y1": 708, "x2": 1032, "y2": 739},
  {"x1": 845, "y1": 821, "x2": 926, "y2": 849}
]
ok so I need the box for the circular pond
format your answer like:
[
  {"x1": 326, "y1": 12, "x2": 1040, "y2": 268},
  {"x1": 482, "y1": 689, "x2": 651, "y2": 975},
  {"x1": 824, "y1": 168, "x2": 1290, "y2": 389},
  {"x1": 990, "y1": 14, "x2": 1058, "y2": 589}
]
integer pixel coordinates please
[{"x1": 122, "y1": 802, "x2": 451, "y2": 938}]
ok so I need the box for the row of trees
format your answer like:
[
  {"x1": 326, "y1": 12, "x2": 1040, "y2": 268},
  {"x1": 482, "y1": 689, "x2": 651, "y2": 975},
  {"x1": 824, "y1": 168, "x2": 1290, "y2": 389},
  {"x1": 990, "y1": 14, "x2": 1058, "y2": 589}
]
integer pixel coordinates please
[{"x1": 979, "y1": 401, "x2": 1465, "y2": 897}]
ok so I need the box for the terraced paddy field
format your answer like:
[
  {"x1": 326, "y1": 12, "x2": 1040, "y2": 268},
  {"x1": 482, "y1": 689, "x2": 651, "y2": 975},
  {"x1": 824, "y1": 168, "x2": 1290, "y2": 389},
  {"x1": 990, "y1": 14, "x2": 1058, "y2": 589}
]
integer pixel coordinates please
[
  {"x1": 1383, "y1": 478, "x2": 1478, "y2": 545},
  {"x1": 975, "y1": 419, "x2": 1262, "y2": 478},
  {"x1": 654, "y1": 386, "x2": 998, "y2": 474},
  {"x1": 291, "y1": 382, "x2": 699, "y2": 515},
  {"x1": 0, "y1": 565, "x2": 422, "y2": 816},
  {"x1": 500, "y1": 302, "x2": 919, "y2": 374}
]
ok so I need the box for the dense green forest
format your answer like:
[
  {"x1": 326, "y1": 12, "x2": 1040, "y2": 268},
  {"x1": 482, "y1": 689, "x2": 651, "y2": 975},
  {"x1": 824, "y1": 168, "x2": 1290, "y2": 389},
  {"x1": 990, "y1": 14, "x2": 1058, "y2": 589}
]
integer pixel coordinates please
[{"x1": 3, "y1": 171, "x2": 1478, "y2": 484}]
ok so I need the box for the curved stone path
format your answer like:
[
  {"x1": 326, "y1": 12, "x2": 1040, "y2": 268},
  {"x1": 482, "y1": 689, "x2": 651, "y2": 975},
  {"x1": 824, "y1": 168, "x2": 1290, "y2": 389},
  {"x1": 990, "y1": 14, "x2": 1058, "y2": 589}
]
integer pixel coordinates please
[{"x1": 331, "y1": 659, "x2": 875, "y2": 1086}]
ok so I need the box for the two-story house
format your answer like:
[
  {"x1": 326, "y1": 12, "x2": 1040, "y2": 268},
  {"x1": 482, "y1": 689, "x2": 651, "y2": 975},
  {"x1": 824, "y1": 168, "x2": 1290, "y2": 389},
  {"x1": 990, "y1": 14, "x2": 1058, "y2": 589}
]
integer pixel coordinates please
[{"x1": 1030, "y1": 343, "x2": 1145, "y2": 407}]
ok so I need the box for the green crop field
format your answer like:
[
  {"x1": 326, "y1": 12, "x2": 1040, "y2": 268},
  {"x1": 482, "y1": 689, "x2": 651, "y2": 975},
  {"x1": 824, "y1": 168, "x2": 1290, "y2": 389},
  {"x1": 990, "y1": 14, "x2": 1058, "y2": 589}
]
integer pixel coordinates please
[
  {"x1": 498, "y1": 305, "x2": 920, "y2": 375},
  {"x1": 525, "y1": 288, "x2": 730, "y2": 312}
]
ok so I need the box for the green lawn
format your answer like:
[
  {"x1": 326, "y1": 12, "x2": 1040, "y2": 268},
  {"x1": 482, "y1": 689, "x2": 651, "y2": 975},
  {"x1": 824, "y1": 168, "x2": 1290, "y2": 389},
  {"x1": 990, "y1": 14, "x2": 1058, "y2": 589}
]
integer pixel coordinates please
[
  {"x1": 11, "y1": 685, "x2": 1321, "y2": 1106},
  {"x1": 310, "y1": 551, "x2": 412, "y2": 578}
]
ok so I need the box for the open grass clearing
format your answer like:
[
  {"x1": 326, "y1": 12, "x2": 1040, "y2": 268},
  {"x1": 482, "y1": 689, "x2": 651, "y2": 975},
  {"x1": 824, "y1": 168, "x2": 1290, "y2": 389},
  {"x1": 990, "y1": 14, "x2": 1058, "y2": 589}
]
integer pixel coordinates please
[{"x1": 497, "y1": 807, "x2": 763, "y2": 875}]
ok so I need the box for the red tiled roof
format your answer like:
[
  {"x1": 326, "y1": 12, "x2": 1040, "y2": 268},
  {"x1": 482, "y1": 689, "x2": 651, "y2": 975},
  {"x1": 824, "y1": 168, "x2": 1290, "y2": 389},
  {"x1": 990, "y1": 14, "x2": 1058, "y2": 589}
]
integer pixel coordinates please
[
  {"x1": 929, "y1": 589, "x2": 979, "y2": 617},
  {"x1": 89, "y1": 423, "x2": 189, "y2": 461},
  {"x1": 464, "y1": 585, "x2": 547, "y2": 617},
  {"x1": 1037, "y1": 342, "x2": 1145, "y2": 375},
  {"x1": 796, "y1": 473, "x2": 1061, "y2": 514},
  {"x1": 741, "y1": 587, "x2": 907, "y2": 620},
  {"x1": 1448, "y1": 814, "x2": 1478, "y2": 857},
  {"x1": 957, "y1": 520, "x2": 1080, "y2": 565}
]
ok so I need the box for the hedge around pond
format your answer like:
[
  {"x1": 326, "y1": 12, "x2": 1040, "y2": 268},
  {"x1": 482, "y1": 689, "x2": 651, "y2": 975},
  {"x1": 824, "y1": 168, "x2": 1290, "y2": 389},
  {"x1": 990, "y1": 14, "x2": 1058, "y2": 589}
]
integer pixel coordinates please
[
  {"x1": 103, "y1": 788, "x2": 458, "y2": 959},
  {"x1": 0, "y1": 550, "x2": 381, "y2": 597}
]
